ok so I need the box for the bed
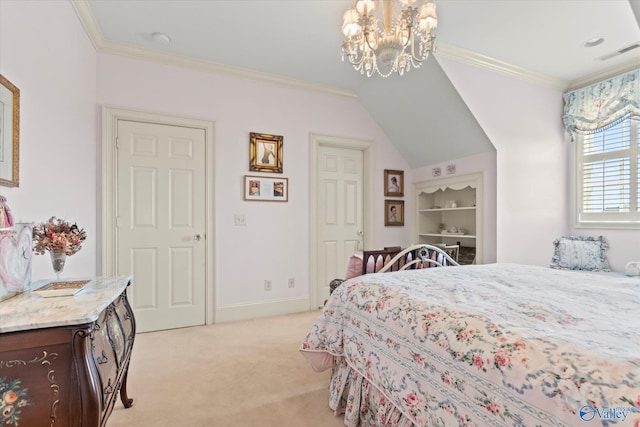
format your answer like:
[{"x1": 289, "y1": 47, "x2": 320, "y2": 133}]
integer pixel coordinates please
[{"x1": 300, "y1": 247, "x2": 640, "y2": 427}]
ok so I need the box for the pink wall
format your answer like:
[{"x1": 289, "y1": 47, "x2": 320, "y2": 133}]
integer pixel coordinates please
[
  {"x1": 0, "y1": 1, "x2": 97, "y2": 280},
  {"x1": 96, "y1": 55, "x2": 412, "y2": 307},
  {"x1": 437, "y1": 57, "x2": 569, "y2": 267},
  {"x1": 438, "y1": 57, "x2": 639, "y2": 270}
]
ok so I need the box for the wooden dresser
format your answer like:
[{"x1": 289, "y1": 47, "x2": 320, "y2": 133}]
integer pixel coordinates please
[{"x1": 0, "y1": 276, "x2": 135, "y2": 427}]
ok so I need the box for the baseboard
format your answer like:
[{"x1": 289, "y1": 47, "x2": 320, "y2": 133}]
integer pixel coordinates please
[{"x1": 214, "y1": 297, "x2": 311, "y2": 323}]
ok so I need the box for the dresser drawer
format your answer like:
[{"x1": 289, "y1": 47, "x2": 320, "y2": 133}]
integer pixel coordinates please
[
  {"x1": 114, "y1": 293, "x2": 135, "y2": 353},
  {"x1": 91, "y1": 307, "x2": 120, "y2": 403}
]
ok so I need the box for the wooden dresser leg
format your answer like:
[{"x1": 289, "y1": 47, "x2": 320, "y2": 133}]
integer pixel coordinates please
[{"x1": 119, "y1": 370, "x2": 134, "y2": 408}]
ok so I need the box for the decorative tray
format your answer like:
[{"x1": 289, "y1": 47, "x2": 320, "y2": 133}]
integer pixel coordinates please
[
  {"x1": 440, "y1": 231, "x2": 465, "y2": 235},
  {"x1": 32, "y1": 280, "x2": 91, "y2": 298}
]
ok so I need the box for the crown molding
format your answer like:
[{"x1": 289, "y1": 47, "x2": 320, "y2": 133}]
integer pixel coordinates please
[
  {"x1": 435, "y1": 41, "x2": 569, "y2": 91},
  {"x1": 68, "y1": 0, "x2": 357, "y2": 99},
  {"x1": 99, "y1": 41, "x2": 359, "y2": 99},
  {"x1": 565, "y1": 59, "x2": 640, "y2": 91},
  {"x1": 69, "y1": 0, "x2": 104, "y2": 48}
]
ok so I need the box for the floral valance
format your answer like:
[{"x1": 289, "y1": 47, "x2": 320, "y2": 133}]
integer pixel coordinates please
[{"x1": 563, "y1": 69, "x2": 640, "y2": 135}]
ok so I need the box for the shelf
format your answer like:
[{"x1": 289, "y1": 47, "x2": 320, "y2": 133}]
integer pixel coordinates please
[
  {"x1": 420, "y1": 207, "x2": 476, "y2": 212},
  {"x1": 414, "y1": 172, "x2": 483, "y2": 264},
  {"x1": 419, "y1": 233, "x2": 477, "y2": 239}
]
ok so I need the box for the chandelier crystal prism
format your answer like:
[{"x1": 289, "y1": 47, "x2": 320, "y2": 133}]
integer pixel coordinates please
[{"x1": 341, "y1": 0, "x2": 437, "y2": 78}]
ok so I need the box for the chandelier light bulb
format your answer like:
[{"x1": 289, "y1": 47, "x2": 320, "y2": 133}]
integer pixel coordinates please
[
  {"x1": 342, "y1": 8, "x2": 361, "y2": 36},
  {"x1": 356, "y1": 0, "x2": 376, "y2": 16},
  {"x1": 341, "y1": 0, "x2": 438, "y2": 78},
  {"x1": 418, "y1": 2, "x2": 437, "y2": 31}
]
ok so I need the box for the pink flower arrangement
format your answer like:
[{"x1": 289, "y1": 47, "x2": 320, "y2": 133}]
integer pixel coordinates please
[{"x1": 32, "y1": 216, "x2": 87, "y2": 256}]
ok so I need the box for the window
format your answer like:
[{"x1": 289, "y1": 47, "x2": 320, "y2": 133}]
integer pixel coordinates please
[
  {"x1": 576, "y1": 117, "x2": 640, "y2": 227},
  {"x1": 564, "y1": 69, "x2": 640, "y2": 227}
]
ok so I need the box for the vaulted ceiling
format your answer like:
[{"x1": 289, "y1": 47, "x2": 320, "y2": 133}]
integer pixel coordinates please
[{"x1": 73, "y1": 0, "x2": 640, "y2": 167}]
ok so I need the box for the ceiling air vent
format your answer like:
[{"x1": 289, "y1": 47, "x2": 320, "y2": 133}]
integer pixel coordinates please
[{"x1": 599, "y1": 42, "x2": 640, "y2": 60}]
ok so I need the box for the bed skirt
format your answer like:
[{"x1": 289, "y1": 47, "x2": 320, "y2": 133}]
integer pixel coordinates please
[{"x1": 329, "y1": 357, "x2": 416, "y2": 427}]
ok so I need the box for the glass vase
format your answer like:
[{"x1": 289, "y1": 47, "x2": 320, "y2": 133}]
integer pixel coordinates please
[{"x1": 49, "y1": 250, "x2": 66, "y2": 280}]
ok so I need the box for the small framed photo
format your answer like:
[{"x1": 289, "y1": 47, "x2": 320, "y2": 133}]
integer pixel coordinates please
[
  {"x1": 384, "y1": 169, "x2": 404, "y2": 197},
  {"x1": 244, "y1": 175, "x2": 288, "y2": 202},
  {"x1": 384, "y1": 200, "x2": 404, "y2": 226},
  {"x1": 250, "y1": 132, "x2": 283, "y2": 173}
]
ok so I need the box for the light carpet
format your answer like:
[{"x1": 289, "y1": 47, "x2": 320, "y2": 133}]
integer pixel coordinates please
[{"x1": 108, "y1": 309, "x2": 344, "y2": 427}]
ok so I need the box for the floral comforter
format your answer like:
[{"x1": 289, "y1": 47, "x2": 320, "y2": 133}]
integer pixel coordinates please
[{"x1": 300, "y1": 264, "x2": 640, "y2": 426}]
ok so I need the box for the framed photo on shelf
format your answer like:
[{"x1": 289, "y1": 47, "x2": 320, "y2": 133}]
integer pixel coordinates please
[
  {"x1": 384, "y1": 169, "x2": 404, "y2": 197},
  {"x1": 244, "y1": 175, "x2": 288, "y2": 202},
  {"x1": 249, "y1": 132, "x2": 283, "y2": 173},
  {"x1": 384, "y1": 200, "x2": 404, "y2": 226}
]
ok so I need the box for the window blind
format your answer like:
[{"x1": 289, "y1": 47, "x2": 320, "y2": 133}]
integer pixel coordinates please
[
  {"x1": 577, "y1": 117, "x2": 640, "y2": 226},
  {"x1": 582, "y1": 121, "x2": 631, "y2": 213}
]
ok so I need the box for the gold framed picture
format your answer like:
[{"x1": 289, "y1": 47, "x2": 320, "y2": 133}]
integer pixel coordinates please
[
  {"x1": 250, "y1": 132, "x2": 283, "y2": 173},
  {"x1": 0, "y1": 74, "x2": 20, "y2": 187},
  {"x1": 384, "y1": 169, "x2": 403, "y2": 197},
  {"x1": 385, "y1": 200, "x2": 404, "y2": 226},
  {"x1": 244, "y1": 175, "x2": 288, "y2": 202}
]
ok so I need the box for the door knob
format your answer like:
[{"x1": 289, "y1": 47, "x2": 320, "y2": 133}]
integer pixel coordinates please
[
  {"x1": 356, "y1": 230, "x2": 364, "y2": 251},
  {"x1": 194, "y1": 234, "x2": 202, "y2": 241}
]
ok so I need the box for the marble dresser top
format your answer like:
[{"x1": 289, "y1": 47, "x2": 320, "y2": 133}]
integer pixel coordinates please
[{"x1": 0, "y1": 276, "x2": 132, "y2": 333}]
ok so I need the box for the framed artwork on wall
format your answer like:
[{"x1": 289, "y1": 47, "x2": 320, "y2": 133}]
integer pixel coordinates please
[
  {"x1": 249, "y1": 132, "x2": 283, "y2": 173},
  {"x1": 244, "y1": 175, "x2": 288, "y2": 202},
  {"x1": 384, "y1": 200, "x2": 404, "y2": 226},
  {"x1": 384, "y1": 169, "x2": 404, "y2": 197},
  {"x1": 0, "y1": 74, "x2": 20, "y2": 187}
]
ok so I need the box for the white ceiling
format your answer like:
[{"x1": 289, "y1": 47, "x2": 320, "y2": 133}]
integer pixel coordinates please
[{"x1": 76, "y1": 0, "x2": 640, "y2": 167}]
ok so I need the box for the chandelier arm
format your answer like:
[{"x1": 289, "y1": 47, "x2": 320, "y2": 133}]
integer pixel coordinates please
[
  {"x1": 343, "y1": 43, "x2": 368, "y2": 67},
  {"x1": 362, "y1": 30, "x2": 378, "y2": 54},
  {"x1": 347, "y1": 54, "x2": 367, "y2": 67},
  {"x1": 408, "y1": 31, "x2": 424, "y2": 62},
  {"x1": 401, "y1": 23, "x2": 414, "y2": 50}
]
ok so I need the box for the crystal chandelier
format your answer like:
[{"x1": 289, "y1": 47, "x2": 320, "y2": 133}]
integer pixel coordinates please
[{"x1": 341, "y1": 0, "x2": 438, "y2": 78}]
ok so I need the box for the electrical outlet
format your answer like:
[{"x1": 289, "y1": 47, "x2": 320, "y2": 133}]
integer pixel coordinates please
[
  {"x1": 234, "y1": 214, "x2": 247, "y2": 226},
  {"x1": 264, "y1": 280, "x2": 272, "y2": 291},
  {"x1": 288, "y1": 278, "x2": 295, "y2": 288}
]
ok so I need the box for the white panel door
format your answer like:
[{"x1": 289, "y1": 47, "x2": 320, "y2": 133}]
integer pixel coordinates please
[
  {"x1": 117, "y1": 120, "x2": 206, "y2": 332},
  {"x1": 316, "y1": 146, "x2": 363, "y2": 303}
]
